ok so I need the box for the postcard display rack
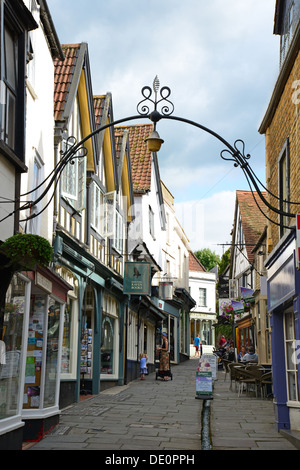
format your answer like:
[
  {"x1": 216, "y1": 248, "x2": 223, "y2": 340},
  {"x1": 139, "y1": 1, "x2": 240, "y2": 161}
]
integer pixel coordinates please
[{"x1": 80, "y1": 328, "x2": 93, "y2": 394}]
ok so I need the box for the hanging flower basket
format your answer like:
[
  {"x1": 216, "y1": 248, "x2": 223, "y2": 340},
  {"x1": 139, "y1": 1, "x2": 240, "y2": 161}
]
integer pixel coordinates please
[{"x1": 0, "y1": 233, "x2": 53, "y2": 271}]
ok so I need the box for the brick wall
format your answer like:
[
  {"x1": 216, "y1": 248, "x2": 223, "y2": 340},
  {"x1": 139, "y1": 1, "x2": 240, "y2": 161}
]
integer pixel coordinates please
[{"x1": 265, "y1": 51, "x2": 300, "y2": 250}]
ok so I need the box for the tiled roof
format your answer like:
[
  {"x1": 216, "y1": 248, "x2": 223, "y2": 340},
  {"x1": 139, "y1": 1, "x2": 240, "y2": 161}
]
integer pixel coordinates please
[
  {"x1": 54, "y1": 44, "x2": 81, "y2": 121},
  {"x1": 115, "y1": 124, "x2": 153, "y2": 193},
  {"x1": 94, "y1": 95, "x2": 106, "y2": 127},
  {"x1": 236, "y1": 190, "x2": 267, "y2": 263},
  {"x1": 189, "y1": 251, "x2": 206, "y2": 272}
]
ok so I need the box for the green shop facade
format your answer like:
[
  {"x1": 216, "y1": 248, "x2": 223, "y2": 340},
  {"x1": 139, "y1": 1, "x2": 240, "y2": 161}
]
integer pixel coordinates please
[{"x1": 54, "y1": 231, "x2": 128, "y2": 409}]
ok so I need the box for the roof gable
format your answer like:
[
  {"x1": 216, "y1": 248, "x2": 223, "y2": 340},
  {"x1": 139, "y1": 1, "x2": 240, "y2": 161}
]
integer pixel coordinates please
[
  {"x1": 94, "y1": 94, "x2": 117, "y2": 192},
  {"x1": 114, "y1": 127, "x2": 134, "y2": 222},
  {"x1": 189, "y1": 251, "x2": 206, "y2": 272},
  {"x1": 54, "y1": 43, "x2": 97, "y2": 172},
  {"x1": 234, "y1": 190, "x2": 267, "y2": 263}
]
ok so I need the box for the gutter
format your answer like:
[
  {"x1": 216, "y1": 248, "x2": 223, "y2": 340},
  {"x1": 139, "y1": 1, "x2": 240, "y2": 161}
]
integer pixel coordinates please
[{"x1": 38, "y1": 0, "x2": 65, "y2": 61}]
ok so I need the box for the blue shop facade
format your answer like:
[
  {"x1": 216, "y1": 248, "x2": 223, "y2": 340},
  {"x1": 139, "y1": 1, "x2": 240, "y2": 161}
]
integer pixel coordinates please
[{"x1": 266, "y1": 228, "x2": 300, "y2": 431}]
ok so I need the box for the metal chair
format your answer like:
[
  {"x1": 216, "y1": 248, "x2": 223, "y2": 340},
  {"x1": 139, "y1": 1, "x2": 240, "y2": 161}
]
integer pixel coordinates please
[
  {"x1": 259, "y1": 371, "x2": 272, "y2": 399},
  {"x1": 236, "y1": 368, "x2": 259, "y2": 397},
  {"x1": 228, "y1": 362, "x2": 244, "y2": 391},
  {"x1": 222, "y1": 359, "x2": 231, "y2": 381}
]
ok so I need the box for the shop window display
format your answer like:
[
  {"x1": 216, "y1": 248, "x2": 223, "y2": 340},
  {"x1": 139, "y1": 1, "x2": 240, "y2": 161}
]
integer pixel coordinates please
[
  {"x1": 23, "y1": 295, "x2": 62, "y2": 409},
  {"x1": 61, "y1": 298, "x2": 73, "y2": 375},
  {"x1": 101, "y1": 316, "x2": 114, "y2": 374},
  {"x1": 44, "y1": 299, "x2": 61, "y2": 408},
  {"x1": 0, "y1": 275, "x2": 27, "y2": 419}
]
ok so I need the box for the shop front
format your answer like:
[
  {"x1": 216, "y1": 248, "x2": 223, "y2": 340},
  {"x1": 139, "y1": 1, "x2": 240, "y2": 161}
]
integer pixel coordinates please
[
  {"x1": 235, "y1": 314, "x2": 255, "y2": 354},
  {"x1": 0, "y1": 265, "x2": 71, "y2": 448},
  {"x1": 0, "y1": 274, "x2": 31, "y2": 450},
  {"x1": 265, "y1": 229, "x2": 300, "y2": 431},
  {"x1": 21, "y1": 267, "x2": 71, "y2": 442}
]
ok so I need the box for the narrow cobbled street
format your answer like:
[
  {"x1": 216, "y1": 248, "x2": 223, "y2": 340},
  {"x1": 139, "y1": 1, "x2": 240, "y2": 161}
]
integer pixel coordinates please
[
  {"x1": 27, "y1": 358, "x2": 297, "y2": 452},
  {"x1": 28, "y1": 358, "x2": 203, "y2": 451}
]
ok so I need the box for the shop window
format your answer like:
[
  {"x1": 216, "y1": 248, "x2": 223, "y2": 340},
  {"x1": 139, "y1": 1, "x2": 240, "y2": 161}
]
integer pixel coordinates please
[
  {"x1": 101, "y1": 295, "x2": 119, "y2": 375},
  {"x1": 44, "y1": 299, "x2": 61, "y2": 408},
  {"x1": 61, "y1": 298, "x2": 73, "y2": 375},
  {"x1": 0, "y1": 275, "x2": 28, "y2": 419},
  {"x1": 284, "y1": 310, "x2": 299, "y2": 402},
  {"x1": 278, "y1": 139, "x2": 290, "y2": 238},
  {"x1": 101, "y1": 316, "x2": 115, "y2": 374}
]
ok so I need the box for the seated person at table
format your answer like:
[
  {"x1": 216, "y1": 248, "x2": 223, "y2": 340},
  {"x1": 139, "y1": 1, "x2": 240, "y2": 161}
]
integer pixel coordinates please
[{"x1": 241, "y1": 346, "x2": 258, "y2": 363}]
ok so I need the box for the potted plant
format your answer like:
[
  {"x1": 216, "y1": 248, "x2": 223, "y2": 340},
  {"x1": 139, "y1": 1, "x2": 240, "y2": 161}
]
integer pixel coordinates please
[
  {"x1": 0, "y1": 233, "x2": 53, "y2": 271},
  {"x1": 0, "y1": 234, "x2": 53, "y2": 305}
]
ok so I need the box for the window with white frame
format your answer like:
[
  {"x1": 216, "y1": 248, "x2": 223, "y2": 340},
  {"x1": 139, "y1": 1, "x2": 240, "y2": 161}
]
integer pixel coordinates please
[
  {"x1": 90, "y1": 181, "x2": 104, "y2": 234},
  {"x1": 27, "y1": 151, "x2": 44, "y2": 235},
  {"x1": 1, "y1": 22, "x2": 17, "y2": 149},
  {"x1": 278, "y1": 139, "x2": 290, "y2": 238},
  {"x1": 61, "y1": 97, "x2": 86, "y2": 211},
  {"x1": 149, "y1": 205, "x2": 155, "y2": 239},
  {"x1": 198, "y1": 288, "x2": 207, "y2": 307},
  {"x1": 113, "y1": 210, "x2": 124, "y2": 253},
  {"x1": 284, "y1": 309, "x2": 299, "y2": 402}
]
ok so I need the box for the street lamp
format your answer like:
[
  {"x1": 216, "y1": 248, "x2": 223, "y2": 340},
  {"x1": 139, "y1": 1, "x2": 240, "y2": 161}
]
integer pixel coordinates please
[{"x1": 145, "y1": 130, "x2": 164, "y2": 153}]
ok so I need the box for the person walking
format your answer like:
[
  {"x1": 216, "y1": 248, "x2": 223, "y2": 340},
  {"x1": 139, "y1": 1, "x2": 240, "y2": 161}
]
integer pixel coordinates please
[
  {"x1": 194, "y1": 334, "x2": 201, "y2": 357},
  {"x1": 140, "y1": 352, "x2": 148, "y2": 380}
]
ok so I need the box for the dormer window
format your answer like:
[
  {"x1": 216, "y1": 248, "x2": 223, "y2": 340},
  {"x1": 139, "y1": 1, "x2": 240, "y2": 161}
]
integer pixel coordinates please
[{"x1": 280, "y1": 2, "x2": 295, "y2": 67}]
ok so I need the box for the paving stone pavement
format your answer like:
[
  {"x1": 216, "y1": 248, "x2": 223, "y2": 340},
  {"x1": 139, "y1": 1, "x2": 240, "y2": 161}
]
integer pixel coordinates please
[
  {"x1": 211, "y1": 369, "x2": 297, "y2": 451},
  {"x1": 28, "y1": 358, "x2": 203, "y2": 451},
  {"x1": 27, "y1": 358, "x2": 297, "y2": 452}
]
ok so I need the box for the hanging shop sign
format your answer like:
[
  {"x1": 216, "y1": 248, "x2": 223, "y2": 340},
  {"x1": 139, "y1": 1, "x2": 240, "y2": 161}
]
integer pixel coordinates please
[
  {"x1": 159, "y1": 282, "x2": 173, "y2": 300},
  {"x1": 297, "y1": 214, "x2": 300, "y2": 270},
  {"x1": 123, "y1": 262, "x2": 151, "y2": 295},
  {"x1": 231, "y1": 300, "x2": 245, "y2": 316},
  {"x1": 240, "y1": 287, "x2": 255, "y2": 304}
]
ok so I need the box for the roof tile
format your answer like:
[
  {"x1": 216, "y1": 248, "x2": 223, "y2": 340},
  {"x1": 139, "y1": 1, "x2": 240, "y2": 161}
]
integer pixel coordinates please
[
  {"x1": 115, "y1": 124, "x2": 153, "y2": 193},
  {"x1": 236, "y1": 190, "x2": 267, "y2": 263},
  {"x1": 54, "y1": 44, "x2": 81, "y2": 121}
]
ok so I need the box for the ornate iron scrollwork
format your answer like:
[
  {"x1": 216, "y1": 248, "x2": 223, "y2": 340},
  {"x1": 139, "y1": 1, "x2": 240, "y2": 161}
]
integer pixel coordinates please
[
  {"x1": 220, "y1": 139, "x2": 251, "y2": 168},
  {"x1": 137, "y1": 76, "x2": 175, "y2": 121}
]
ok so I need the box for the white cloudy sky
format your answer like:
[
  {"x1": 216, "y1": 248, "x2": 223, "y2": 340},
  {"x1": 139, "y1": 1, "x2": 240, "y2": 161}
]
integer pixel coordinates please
[{"x1": 47, "y1": 0, "x2": 279, "y2": 255}]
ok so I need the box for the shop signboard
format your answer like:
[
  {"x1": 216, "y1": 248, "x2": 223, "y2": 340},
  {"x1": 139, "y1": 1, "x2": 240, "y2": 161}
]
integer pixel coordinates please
[
  {"x1": 202, "y1": 354, "x2": 217, "y2": 380},
  {"x1": 159, "y1": 282, "x2": 173, "y2": 300},
  {"x1": 195, "y1": 371, "x2": 213, "y2": 400},
  {"x1": 297, "y1": 214, "x2": 300, "y2": 270},
  {"x1": 240, "y1": 287, "x2": 255, "y2": 304},
  {"x1": 123, "y1": 262, "x2": 151, "y2": 295}
]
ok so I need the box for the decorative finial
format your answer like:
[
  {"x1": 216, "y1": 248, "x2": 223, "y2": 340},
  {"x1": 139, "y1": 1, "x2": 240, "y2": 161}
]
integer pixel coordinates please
[{"x1": 153, "y1": 76, "x2": 160, "y2": 94}]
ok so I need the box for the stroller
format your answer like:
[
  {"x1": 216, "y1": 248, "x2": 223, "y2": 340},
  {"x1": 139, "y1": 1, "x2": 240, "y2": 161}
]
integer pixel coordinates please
[{"x1": 155, "y1": 347, "x2": 173, "y2": 380}]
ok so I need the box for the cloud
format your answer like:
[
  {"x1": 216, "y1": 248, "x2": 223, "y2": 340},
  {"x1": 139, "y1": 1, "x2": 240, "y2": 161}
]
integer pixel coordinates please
[
  {"x1": 47, "y1": 0, "x2": 278, "y2": 248},
  {"x1": 175, "y1": 191, "x2": 236, "y2": 255}
]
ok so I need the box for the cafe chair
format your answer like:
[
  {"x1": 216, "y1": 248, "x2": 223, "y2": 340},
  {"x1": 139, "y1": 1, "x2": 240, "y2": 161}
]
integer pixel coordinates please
[
  {"x1": 259, "y1": 371, "x2": 272, "y2": 399},
  {"x1": 228, "y1": 362, "x2": 244, "y2": 391},
  {"x1": 236, "y1": 368, "x2": 259, "y2": 397},
  {"x1": 222, "y1": 359, "x2": 231, "y2": 382}
]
